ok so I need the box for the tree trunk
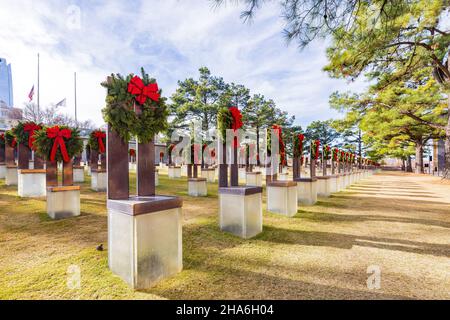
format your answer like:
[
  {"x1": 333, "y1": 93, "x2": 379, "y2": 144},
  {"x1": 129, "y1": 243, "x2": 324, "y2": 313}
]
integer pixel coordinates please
[
  {"x1": 415, "y1": 142, "x2": 424, "y2": 174},
  {"x1": 256, "y1": 126, "x2": 260, "y2": 167},
  {"x1": 358, "y1": 129, "x2": 362, "y2": 169},
  {"x1": 445, "y1": 113, "x2": 450, "y2": 178},
  {"x1": 407, "y1": 156, "x2": 413, "y2": 172}
]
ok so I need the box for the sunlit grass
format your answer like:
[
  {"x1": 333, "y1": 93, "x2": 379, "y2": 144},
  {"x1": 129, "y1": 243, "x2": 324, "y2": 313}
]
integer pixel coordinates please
[{"x1": 0, "y1": 171, "x2": 449, "y2": 299}]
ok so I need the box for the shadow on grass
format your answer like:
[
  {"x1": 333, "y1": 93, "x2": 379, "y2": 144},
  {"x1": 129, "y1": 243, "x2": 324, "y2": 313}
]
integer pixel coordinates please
[
  {"x1": 256, "y1": 225, "x2": 450, "y2": 258},
  {"x1": 296, "y1": 209, "x2": 450, "y2": 229}
]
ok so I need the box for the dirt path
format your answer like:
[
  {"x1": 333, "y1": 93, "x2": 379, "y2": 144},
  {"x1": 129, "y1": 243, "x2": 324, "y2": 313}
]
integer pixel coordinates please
[{"x1": 0, "y1": 171, "x2": 449, "y2": 299}]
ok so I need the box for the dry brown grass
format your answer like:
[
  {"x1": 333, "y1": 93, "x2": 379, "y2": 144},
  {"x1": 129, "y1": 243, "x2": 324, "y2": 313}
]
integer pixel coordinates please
[{"x1": 0, "y1": 171, "x2": 449, "y2": 300}]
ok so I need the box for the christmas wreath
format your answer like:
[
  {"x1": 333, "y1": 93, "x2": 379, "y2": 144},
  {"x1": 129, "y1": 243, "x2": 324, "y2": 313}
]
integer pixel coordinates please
[
  {"x1": 310, "y1": 140, "x2": 320, "y2": 160},
  {"x1": 323, "y1": 145, "x2": 331, "y2": 160},
  {"x1": 5, "y1": 130, "x2": 17, "y2": 148},
  {"x1": 14, "y1": 121, "x2": 42, "y2": 150},
  {"x1": 34, "y1": 125, "x2": 83, "y2": 163},
  {"x1": 88, "y1": 129, "x2": 106, "y2": 154},
  {"x1": 293, "y1": 133, "x2": 305, "y2": 158},
  {"x1": 332, "y1": 148, "x2": 339, "y2": 161},
  {"x1": 101, "y1": 68, "x2": 169, "y2": 143},
  {"x1": 339, "y1": 150, "x2": 345, "y2": 162},
  {"x1": 0, "y1": 133, "x2": 5, "y2": 148},
  {"x1": 217, "y1": 106, "x2": 243, "y2": 142}
]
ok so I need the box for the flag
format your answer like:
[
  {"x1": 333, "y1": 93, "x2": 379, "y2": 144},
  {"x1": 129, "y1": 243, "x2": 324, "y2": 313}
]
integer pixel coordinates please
[
  {"x1": 28, "y1": 85, "x2": 34, "y2": 101},
  {"x1": 55, "y1": 98, "x2": 66, "y2": 108}
]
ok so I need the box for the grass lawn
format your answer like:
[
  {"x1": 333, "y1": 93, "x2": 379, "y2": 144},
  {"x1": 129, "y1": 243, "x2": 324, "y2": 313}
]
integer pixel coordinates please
[{"x1": 0, "y1": 171, "x2": 449, "y2": 300}]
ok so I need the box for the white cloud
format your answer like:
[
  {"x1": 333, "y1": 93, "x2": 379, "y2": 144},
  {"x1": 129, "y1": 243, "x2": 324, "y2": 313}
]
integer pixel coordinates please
[{"x1": 0, "y1": 0, "x2": 367, "y2": 128}]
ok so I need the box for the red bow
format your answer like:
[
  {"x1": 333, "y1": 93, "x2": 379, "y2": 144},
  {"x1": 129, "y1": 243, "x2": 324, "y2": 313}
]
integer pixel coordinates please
[
  {"x1": 11, "y1": 138, "x2": 17, "y2": 148},
  {"x1": 128, "y1": 76, "x2": 160, "y2": 105},
  {"x1": 229, "y1": 107, "x2": 243, "y2": 131},
  {"x1": 94, "y1": 131, "x2": 106, "y2": 154},
  {"x1": 272, "y1": 124, "x2": 285, "y2": 155},
  {"x1": 313, "y1": 140, "x2": 320, "y2": 160},
  {"x1": 24, "y1": 123, "x2": 41, "y2": 150},
  {"x1": 229, "y1": 107, "x2": 243, "y2": 148},
  {"x1": 47, "y1": 126, "x2": 72, "y2": 163}
]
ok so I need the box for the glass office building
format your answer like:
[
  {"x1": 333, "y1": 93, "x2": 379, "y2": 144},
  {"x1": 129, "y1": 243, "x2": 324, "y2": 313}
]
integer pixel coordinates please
[{"x1": 0, "y1": 58, "x2": 13, "y2": 107}]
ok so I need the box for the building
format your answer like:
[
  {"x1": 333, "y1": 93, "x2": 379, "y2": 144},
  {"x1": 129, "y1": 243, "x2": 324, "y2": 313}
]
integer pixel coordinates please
[
  {"x1": 0, "y1": 101, "x2": 22, "y2": 132},
  {"x1": 0, "y1": 58, "x2": 13, "y2": 107}
]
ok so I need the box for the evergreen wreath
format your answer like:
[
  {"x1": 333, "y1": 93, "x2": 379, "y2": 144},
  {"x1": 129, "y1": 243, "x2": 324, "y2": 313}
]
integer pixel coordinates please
[
  {"x1": 14, "y1": 121, "x2": 42, "y2": 150},
  {"x1": 88, "y1": 129, "x2": 106, "y2": 153},
  {"x1": 332, "y1": 147, "x2": 339, "y2": 161},
  {"x1": 0, "y1": 133, "x2": 5, "y2": 148},
  {"x1": 293, "y1": 133, "x2": 305, "y2": 158},
  {"x1": 5, "y1": 130, "x2": 17, "y2": 148},
  {"x1": 217, "y1": 106, "x2": 235, "y2": 141},
  {"x1": 323, "y1": 144, "x2": 331, "y2": 160},
  {"x1": 101, "y1": 68, "x2": 169, "y2": 143},
  {"x1": 34, "y1": 126, "x2": 84, "y2": 163},
  {"x1": 310, "y1": 140, "x2": 321, "y2": 160}
]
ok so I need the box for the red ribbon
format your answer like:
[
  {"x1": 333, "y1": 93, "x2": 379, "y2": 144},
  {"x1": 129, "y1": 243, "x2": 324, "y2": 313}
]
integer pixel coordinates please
[
  {"x1": 333, "y1": 148, "x2": 339, "y2": 161},
  {"x1": 229, "y1": 107, "x2": 243, "y2": 148},
  {"x1": 24, "y1": 123, "x2": 41, "y2": 150},
  {"x1": 127, "y1": 76, "x2": 160, "y2": 105},
  {"x1": 272, "y1": 124, "x2": 285, "y2": 159},
  {"x1": 94, "y1": 131, "x2": 106, "y2": 154},
  {"x1": 312, "y1": 140, "x2": 320, "y2": 160},
  {"x1": 47, "y1": 126, "x2": 72, "y2": 163},
  {"x1": 229, "y1": 107, "x2": 243, "y2": 131}
]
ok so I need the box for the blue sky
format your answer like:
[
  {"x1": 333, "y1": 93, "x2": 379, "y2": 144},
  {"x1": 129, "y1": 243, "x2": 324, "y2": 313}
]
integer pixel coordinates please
[{"x1": 0, "y1": 0, "x2": 367, "y2": 128}]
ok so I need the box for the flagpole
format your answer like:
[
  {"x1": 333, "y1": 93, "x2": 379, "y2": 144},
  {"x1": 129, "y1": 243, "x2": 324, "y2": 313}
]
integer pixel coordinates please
[
  {"x1": 74, "y1": 72, "x2": 77, "y2": 127},
  {"x1": 37, "y1": 53, "x2": 40, "y2": 116}
]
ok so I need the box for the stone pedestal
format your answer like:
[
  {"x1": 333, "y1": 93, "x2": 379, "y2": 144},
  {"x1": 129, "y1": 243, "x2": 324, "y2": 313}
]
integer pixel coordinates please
[
  {"x1": 168, "y1": 166, "x2": 181, "y2": 179},
  {"x1": 18, "y1": 169, "x2": 46, "y2": 197},
  {"x1": 28, "y1": 160, "x2": 34, "y2": 170},
  {"x1": 73, "y1": 166, "x2": 85, "y2": 183},
  {"x1": 188, "y1": 178, "x2": 207, "y2": 197},
  {"x1": 0, "y1": 163, "x2": 5, "y2": 179},
  {"x1": 201, "y1": 168, "x2": 215, "y2": 183},
  {"x1": 317, "y1": 176, "x2": 332, "y2": 197},
  {"x1": 267, "y1": 181, "x2": 298, "y2": 217},
  {"x1": 239, "y1": 168, "x2": 247, "y2": 181},
  {"x1": 91, "y1": 169, "x2": 107, "y2": 191},
  {"x1": 344, "y1": 173, "x2": 350, "y2": 188},
  {"x1": 338, "y1": 174, "x2": 345, "y2": 190},
  {"x1": 295, "y1": 178, "x2": 317, "y2": 205},
  {"x1": 246, "y1": 172, "x2": 262, "y2": 187},
  {"x1": 47, "y1": 186, "x2": 81, "y2": 219},
  {"x1": 219, "y1": 187, "x2": 263, "y2": 239},
  {"x1": 5, "y1": 165, "x2": 18, "y2": 186},
  {"x1": 278, "y1": 173, "x2": 289, "y2": 181},
  {"x1": 107, "y1": 196, "x2": 183, "y2": 289},
  {"x1": 329, "y1": 175, "x2": 338, "y2": 194},
  {"x1": 349, "y1": 172, "x2": 354, "y2": 184}
]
